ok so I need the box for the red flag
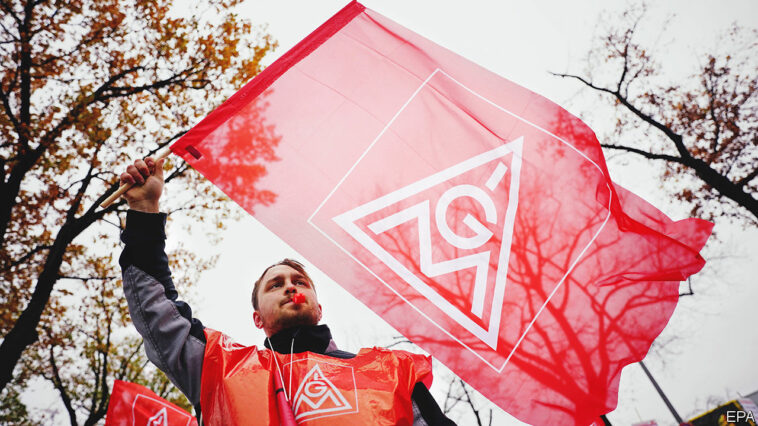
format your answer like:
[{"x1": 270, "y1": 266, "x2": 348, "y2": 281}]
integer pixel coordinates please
[
  {"x1": 170, "y1": 2, "x2": 712, "y2": 424},
  {"x1": 105, "y1": 380, "x2": 197, "y2": 426}
]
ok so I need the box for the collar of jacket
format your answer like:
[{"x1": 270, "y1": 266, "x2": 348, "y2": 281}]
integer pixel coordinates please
[{"x1": 263, "y1": 324, "x2": 333, "y2": 354}]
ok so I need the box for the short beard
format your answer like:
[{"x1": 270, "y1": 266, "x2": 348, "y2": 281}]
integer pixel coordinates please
[{"x1": 270, "y1": 307, "x2": 320, "y2": 332}]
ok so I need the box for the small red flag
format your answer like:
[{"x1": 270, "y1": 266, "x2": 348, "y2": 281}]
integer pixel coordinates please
[
  {"x1": 170, "y1": 2, "x2": 712, "y2": 424},
  {"x1": 105, "y1": 380, "x2": 197, "y2": 426}
]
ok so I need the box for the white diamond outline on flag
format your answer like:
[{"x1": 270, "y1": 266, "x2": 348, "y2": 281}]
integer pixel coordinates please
[
  {"x1": 131, "y1": 395, "x2": 194, "y2": 426},
  {"x1": 307, "y1": 68, "x2": 613, "y2": 372},
  {"x1": 285, "y1": 359, "x2": 359, "y2": 423},
  {"x1": 332, "y1": 137, "x2": 523, "y2": 351}
]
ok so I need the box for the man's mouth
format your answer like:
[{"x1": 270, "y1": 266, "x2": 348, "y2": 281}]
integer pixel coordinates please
[{"x1": 282, "y1": 293, "x2": 306, "y2": 306}]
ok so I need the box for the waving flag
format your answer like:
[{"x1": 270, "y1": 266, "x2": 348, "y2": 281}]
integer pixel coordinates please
[
  {"x1": 105, "y1": 380, "x2": 197, "y2": 426},
  {"x1": 170, "y1": 2, "x2": 712, "y2": 424}
]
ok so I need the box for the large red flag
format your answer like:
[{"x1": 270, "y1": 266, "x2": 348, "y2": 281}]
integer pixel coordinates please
[
  {"x1": 170, "y1": 2, "x2": 712, "y2": 424},
  {"x1": 105, "y1": 380, "x2": 197, "y2": 426}
]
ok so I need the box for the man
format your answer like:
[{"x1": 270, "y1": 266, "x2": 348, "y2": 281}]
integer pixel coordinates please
[{"x1": 118, "y1": 156, "x2": 456, "y2": 425}]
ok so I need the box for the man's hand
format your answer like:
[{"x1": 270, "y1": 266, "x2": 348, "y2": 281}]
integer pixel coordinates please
[{"x1": 120, "y1": 157, "x2": 164, "y2": 213}]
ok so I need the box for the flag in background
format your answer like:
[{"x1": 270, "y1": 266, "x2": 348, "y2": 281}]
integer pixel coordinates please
[
  {"x1": 105, "y1": 380, "x2": 197, "y2": 426},
  {"x1": 170, "y1": 2, "x2": 712, "y2": 424}
]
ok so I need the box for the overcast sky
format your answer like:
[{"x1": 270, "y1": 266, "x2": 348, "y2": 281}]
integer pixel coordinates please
[{"x1": 177, "y1": 1, "x2": 758, "y2": 425}]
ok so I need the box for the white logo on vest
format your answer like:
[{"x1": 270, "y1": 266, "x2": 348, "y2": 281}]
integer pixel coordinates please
[
  {"x1": 131, "y1": 394, "x2": 194, "y2": 426},
  {"x1": 292, "y1": 363, "x2": 356, "y2": 422},
  {"x1": 220, "y1": 334, "x2": 246, "y2": 351},
  {"x1": 146, "y1": 407, "x2": 168, "y2": 426}
]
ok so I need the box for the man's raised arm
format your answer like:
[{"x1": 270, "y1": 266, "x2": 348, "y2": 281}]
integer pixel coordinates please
[{"x1": 118, "y1": 157, "x2": 205, "y2": 413}]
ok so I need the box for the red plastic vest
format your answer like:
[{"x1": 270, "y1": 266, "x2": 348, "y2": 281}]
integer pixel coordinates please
[{"x1": 200, "y1": 329, "x2": 433, "y2": 425}]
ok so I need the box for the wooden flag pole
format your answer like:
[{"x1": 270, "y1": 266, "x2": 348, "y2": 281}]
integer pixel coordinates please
[{"x1": 100, "y1": 147, "x2": 172, "y2": 208}]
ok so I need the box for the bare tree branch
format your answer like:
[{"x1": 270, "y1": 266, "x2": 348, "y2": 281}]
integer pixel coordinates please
[
  {"x1": 1, "y1": 244, "x2": 52, "y2": 272},
  {"x1": 551, "y1": 71, "x2": 691, "y2": 158},
  {"x1": 600, "y1": 143, "x2": 684, "y2": 163},
  {"x1": 679, "y1": 278, "x2": 695, "y2": 297},
  {"x1": 49, "y1": 346, "x2": 79, "y2": 426},
  {"x1": 738, "y1": 167, "x2": 758, "y2": 187}
]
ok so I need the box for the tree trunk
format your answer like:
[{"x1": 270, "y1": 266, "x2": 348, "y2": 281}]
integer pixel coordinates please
[{"x1": 0, "y1": 210, "x2": 102, "y2": 392}]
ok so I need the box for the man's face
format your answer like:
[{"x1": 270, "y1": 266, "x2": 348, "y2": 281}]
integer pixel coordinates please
[{"x1": 253, "y1": 264, "x2": 322, "y2": 337}]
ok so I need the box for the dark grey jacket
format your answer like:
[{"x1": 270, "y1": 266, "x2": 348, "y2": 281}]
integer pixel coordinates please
[{"x1": 119, "y1": 210, "x2": 455, "y2": 425}]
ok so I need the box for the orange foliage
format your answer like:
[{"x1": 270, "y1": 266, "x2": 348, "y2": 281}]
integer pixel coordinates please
[{"x1": 0, "y1": 0, "x2": 275, "y2": 423}]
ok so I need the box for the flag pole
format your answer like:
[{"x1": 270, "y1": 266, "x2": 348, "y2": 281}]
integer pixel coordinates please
[
  {"x1": 274, "y1": 372, "x2": 297, "y2": 426},
  {"x1": 639, "y1": 360, "x2": 683, "y2": 423},
  {"x1": 100, "y1": 147, "x2": 172, "y2": 208}
]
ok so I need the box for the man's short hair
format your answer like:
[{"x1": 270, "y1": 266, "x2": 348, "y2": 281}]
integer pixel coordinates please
[{"x1": 251, "y1": 259, "x2": 315, "y2": 311}]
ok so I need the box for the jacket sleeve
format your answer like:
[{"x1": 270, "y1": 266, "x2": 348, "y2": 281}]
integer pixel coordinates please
[
  {"x1": 119, "y1": 210, "x2": 206, "y2": 408},
  {"x1": 412, "y1": 382, "x2": 457, "y2": 425}
]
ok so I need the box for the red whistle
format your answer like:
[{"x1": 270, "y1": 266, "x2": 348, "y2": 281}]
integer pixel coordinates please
[{"x1": 292, "y1": 293, "x2": 306, "y2": 304}]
